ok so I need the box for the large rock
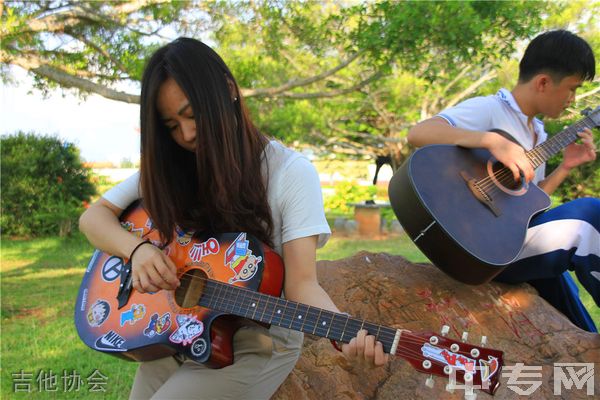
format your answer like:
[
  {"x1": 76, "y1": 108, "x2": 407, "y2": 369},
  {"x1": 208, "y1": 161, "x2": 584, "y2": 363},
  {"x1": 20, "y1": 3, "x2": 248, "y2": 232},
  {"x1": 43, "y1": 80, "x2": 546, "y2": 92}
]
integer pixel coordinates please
[{"x1": 273, "y1": 252, "x2": 599, "y2": 400}]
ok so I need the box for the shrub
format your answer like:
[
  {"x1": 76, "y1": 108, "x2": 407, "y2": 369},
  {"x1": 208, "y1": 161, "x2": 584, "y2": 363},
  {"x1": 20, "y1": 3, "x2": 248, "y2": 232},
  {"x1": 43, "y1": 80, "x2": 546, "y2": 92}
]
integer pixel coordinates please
[
  {"x1": 1, "y1": 132, "x2": 96, "y2": 237},
  {"x1": 544, "y1": 119, "x2": 600, "y2": 204},
  {"x1": 323, "y1": 181, "x2": 378, "y2": 215}
]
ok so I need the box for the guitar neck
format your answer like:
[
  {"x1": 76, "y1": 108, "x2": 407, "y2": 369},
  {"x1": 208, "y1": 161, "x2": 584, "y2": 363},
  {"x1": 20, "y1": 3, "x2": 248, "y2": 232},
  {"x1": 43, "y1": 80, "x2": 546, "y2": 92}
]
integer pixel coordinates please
[
  {"x1": 526, "y1": 114, "x2": 597, "y2": 169},
  {"x1": 200, "y1": 279, "x2": 400, "y2": 354}
]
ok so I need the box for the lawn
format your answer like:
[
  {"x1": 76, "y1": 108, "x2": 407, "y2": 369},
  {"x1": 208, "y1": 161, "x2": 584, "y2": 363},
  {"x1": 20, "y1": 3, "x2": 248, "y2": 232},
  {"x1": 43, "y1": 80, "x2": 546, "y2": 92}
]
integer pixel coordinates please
[{"x1": 1, "y1": 232, "x2": 597, "y2": 398}]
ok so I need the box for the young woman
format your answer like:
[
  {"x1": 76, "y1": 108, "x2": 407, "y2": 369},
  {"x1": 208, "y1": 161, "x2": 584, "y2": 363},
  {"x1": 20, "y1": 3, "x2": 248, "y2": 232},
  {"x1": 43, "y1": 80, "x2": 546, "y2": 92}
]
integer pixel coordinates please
[{"x1": 79, "y1": 37, "x2": 388, "y2": 399}]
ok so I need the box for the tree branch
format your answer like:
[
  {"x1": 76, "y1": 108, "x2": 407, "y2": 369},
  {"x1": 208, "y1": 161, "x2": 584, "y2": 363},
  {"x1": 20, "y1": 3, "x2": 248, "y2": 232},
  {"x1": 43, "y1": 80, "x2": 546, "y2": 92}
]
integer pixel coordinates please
[
  {"x1": 243, "y1": 53, "x2": 360, "y2": 97},
  {"x1": 5, "y1": 51, "x2": 139, "y2": 103},
  {"x1": 249, "y1": 70, "x2": 383, "y2": 99},
  {"x1": 442, "y1": 69, "x2": 498, "y2": 110}
]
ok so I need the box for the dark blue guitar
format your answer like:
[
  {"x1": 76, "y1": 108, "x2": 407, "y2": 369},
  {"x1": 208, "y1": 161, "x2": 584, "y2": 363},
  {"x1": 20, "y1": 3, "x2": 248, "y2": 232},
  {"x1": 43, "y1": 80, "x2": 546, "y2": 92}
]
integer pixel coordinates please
[{"x1": 389, "y1": 107, "x2": 599, "y2": 285}]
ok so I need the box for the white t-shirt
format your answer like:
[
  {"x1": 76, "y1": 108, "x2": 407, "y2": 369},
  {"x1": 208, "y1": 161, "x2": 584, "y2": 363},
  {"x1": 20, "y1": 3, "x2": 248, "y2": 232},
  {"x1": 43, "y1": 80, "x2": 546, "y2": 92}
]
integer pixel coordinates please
[
  {"x1": 437, "y1": 88, "x2": 547, "y2": 184},
  {"x1": 102, "y1": 140, "x2": 331, "y2": 256}
]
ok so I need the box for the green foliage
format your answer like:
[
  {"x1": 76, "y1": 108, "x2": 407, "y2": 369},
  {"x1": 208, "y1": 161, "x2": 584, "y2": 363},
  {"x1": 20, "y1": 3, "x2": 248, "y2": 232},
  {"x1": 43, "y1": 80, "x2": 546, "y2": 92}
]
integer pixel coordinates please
[
  {"x1": 323, "y1": 181, "x2": 377, "y2": 215},
  {"x1": 544, "y1": 120, "x2": 600, "y2": 203},
  {"x1": 1, "y1": 132, "x2": 96, "y2": 237}
]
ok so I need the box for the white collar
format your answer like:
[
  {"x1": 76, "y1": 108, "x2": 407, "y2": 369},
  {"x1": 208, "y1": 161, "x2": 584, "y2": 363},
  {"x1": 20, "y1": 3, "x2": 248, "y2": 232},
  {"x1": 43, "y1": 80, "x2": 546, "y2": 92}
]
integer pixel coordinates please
[{"x1": 495, "y1": 88, "x2": 545, "y2": 135}]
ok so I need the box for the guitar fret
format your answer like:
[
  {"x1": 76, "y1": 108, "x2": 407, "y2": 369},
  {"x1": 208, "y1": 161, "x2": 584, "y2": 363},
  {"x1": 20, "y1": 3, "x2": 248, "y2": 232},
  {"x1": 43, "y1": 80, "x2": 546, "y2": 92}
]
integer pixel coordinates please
[
  {"x1": 302, "y1": 306, "x2": 320, "y2": 334},
  {"x1": 339, "y1": 314, "x2": 351, "y2": 342},
  {"x1": 250, "y1": 293, "x2": 259, "y2": 320},
  {"x1": 248, "y1": 292, "x2": 260, "y2": 319},
  {"x1": 314, "y1": 310, "x2": 333, "y2": 338},
  {"x1": 232, "y1": 284, "x2": 242, "y2": 315},
  {"x1": 324, "y1": 312, "x2": 335, "y2": 338},
  {"x1": 312, "y1": 308, "x2": 323, "y2": 335},
  {"x1": 272, "y1": 297, "x2": 284, "y2": 326},
  {"x1": 225, "y1": 284, "x2": 237, "y2": 313},
  {"x1": 259, "y1": 296, "x2": 274, "y2": 323},
  {"x1": 289, "y1": 303, "x2": 307, "y2": 331}
]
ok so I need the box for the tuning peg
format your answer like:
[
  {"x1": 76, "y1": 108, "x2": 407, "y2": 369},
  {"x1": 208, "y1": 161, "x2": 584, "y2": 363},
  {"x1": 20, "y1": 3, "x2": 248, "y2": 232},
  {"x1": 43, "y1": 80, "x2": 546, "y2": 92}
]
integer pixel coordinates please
[
  {"x1": 445, "y1": 379, "x2": 455, "y2": 393},
  {"x1": 464, "y1": 392, "x2": 477, "y2": 400},
  {"x1": 441, "y1": 325, "x2": 450, "y2": 336},
  {"x1": 461, "y1": 331, "x2": 469, "y2": 342},
  {"x1": 425, "y1": 375, "x2": 434, "y2": 388},
  {"x1": 480, "y1": 335, "x2": 488, "y2": 346}
]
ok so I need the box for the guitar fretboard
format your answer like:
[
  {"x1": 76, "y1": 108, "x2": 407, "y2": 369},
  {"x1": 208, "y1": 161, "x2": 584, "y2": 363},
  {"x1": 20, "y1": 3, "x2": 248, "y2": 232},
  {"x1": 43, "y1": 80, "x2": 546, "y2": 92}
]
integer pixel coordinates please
[
  {"x1": 198, "y1": 279, "x2": 399, "y2": 354},
  {"x1": 526, "y1": 113, "x2": 598, "y2": 169}
]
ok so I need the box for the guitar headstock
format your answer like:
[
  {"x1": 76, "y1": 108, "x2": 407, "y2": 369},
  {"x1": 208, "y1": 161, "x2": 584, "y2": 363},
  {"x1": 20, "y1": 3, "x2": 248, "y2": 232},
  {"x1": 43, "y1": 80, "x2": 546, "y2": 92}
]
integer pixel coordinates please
[
  {"x1": 582, "y1": 106, "x2": 600, "y2": 127},
  {"x1": 396, "y1": 326, "x2": 503, "y2": 396}
]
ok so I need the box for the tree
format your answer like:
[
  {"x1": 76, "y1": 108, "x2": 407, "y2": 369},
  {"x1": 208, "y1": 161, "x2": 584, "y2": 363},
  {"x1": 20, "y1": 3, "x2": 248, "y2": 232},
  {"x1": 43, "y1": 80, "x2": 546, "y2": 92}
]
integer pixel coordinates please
[
  {"x1": 4, "y1": 0, "x2": 594, "y2": 171},
  {"x1": 2, "y1": 0, "x2": 546, "y2": 104}
]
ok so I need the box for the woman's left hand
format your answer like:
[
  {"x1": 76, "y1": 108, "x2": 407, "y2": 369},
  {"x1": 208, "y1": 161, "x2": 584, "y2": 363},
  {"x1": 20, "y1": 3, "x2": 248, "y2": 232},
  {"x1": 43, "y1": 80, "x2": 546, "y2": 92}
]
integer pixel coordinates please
[{"x1": 341, "y1": 329, "x2": 390, "y2": 367}]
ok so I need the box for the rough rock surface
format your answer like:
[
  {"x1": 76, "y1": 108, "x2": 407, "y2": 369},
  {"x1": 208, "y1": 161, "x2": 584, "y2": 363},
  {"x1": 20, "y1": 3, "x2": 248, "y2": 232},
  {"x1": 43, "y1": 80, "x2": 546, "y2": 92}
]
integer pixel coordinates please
[{"x1": 273, "y1": 252, "x2": 599, "y2": 400}]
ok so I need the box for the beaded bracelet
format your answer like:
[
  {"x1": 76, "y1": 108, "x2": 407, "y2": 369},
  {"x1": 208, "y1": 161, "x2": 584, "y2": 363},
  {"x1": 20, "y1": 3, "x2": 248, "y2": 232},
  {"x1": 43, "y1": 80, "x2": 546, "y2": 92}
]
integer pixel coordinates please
[{"x1": 129, "y1": 239, "x2": 152, "y2": 261}]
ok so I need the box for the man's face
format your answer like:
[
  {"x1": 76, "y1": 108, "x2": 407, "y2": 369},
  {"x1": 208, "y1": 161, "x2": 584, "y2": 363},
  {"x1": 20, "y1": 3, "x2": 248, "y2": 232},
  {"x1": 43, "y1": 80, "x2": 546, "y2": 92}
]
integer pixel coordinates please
[{"x1": 539, "y1": 74, "x2": 583, "y2": 118}]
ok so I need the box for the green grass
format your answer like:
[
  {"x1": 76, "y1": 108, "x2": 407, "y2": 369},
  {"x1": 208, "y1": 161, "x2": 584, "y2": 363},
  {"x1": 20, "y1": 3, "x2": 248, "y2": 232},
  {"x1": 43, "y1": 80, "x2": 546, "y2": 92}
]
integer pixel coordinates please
[
  {"x1": 317, "y1": 234, "x2": 428, "y2": 263},
  {"x1": 1, "y1": 234, "x2": 138, "y2": 398},
  {"x1": 1, "y1": 232, "x2": 598, "y2": 398}
]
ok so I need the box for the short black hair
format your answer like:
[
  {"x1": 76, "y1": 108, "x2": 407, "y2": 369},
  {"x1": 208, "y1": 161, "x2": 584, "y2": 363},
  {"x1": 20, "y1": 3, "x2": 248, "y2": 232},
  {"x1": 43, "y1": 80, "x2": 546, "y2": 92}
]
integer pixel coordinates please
[{"x1": 519, "y1": 30, "x2": 595, "y2": 83}]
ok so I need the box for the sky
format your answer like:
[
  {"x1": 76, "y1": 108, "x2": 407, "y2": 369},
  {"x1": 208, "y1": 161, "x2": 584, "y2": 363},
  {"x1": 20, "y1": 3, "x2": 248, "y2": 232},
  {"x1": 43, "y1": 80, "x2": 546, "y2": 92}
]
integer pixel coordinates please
[{"x1": 1, "y1": 68, "x2": 141, "y2": 164}]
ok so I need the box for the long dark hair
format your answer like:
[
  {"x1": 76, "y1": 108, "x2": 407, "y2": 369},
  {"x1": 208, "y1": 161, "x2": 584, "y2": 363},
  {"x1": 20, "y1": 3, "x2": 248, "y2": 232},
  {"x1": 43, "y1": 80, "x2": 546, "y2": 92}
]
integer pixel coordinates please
[{"x1": 139, "y1": 38, "x2": 273, "y2": 246}]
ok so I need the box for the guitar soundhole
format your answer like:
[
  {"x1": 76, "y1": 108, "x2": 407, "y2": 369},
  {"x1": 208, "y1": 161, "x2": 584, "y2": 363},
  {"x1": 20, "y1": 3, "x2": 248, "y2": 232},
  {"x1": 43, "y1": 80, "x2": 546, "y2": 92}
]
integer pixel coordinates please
[
  {"x1": 491, "y1": 161, "x2": 520, "y2": 190},
  {"x1": 175, "y1": 268, "x2": 207, "y2": 309}
]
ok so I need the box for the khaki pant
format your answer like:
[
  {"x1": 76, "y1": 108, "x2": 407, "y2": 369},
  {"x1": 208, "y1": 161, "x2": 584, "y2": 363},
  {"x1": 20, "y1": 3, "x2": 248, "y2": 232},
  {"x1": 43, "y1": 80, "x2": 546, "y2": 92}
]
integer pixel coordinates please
[{"x1": 129, "y1": 324, "x2": 303, "y2": 400}]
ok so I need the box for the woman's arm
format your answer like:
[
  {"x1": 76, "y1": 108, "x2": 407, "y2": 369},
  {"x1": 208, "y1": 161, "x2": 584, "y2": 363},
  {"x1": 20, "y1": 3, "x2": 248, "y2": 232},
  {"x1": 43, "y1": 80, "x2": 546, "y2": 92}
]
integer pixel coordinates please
[
  {"x1": 282, "y1": 235, "x2": 388, "y2": 367},
  {"x1": 79, "y1": 199, "x2": 179, "y2": 292}
]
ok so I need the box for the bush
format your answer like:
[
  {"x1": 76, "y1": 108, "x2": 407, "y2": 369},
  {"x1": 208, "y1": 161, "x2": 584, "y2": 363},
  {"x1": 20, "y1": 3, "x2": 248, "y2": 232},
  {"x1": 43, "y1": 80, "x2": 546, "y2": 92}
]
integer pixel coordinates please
[
  {"x1": 544, "y1": 119, "x2": 600, "y2": 204},
  {"x1": 1, "y1": 132, "x2": 96, "y2": 237},
  {"x1": 323, "y1": 181, "x2": 378, "y2": 215}
]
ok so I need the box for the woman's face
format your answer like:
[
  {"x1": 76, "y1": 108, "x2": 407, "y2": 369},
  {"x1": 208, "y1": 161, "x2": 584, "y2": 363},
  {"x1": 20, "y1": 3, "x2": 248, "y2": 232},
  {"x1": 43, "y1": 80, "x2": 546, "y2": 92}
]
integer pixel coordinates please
[{"x1": 157, "y1": 77, "x2": 197, "y2": 152}]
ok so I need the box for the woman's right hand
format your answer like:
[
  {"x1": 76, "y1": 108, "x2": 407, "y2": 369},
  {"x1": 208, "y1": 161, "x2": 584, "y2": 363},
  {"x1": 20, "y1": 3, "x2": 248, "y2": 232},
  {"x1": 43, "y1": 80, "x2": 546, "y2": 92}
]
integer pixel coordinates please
[{"x1": 131, "y1": 243, "x2": 180, "y2": 293}]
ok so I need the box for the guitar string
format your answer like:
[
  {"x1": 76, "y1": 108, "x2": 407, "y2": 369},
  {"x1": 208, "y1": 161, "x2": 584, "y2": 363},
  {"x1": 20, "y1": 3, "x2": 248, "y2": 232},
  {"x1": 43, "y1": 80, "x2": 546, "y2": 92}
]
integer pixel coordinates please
[
  {"x1": 168, "y1": 271, "x2": 489, "y2": 358},
  {"x1": 172, "y1": 273, "x2": 490, "y2": 373},
  {"x1": 183, "y1": 274, "x2": 471, "y2": 368},
  {"x1": 180, "y1": 270, "x2": 482, "y2": 349},
  {"x1": 124, "y1": 267, "x2": 496, "y2": 373},
  {"x1": 182, "y1": 271, "x2": 400, "y2": 343},
  {"x1": 475, "y1": 118, "x2": 594, "y2": 195}
]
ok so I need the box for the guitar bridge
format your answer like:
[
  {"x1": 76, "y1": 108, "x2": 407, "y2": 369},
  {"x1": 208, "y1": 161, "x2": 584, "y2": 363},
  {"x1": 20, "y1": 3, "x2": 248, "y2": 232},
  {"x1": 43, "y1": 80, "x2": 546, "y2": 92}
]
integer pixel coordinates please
[{"x1": 461, "y1": 171, "x2": 501, "y2": 217}]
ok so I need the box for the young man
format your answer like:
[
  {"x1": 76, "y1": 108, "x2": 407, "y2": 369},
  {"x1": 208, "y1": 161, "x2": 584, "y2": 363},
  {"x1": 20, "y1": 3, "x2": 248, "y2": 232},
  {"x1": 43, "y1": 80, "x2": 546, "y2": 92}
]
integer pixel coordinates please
[{"x1": 407, "y1": 30, "x2": 599, "y2": 332}]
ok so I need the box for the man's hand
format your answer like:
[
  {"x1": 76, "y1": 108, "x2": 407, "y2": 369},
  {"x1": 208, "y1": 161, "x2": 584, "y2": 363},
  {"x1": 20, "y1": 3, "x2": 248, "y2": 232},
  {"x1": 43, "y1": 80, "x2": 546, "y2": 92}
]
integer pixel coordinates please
[
  {"x1": 561, "y1": 128, "x2": 597, "y2": 171},
  {"x1": 483, "y1": 132, "x2": 535, "y2": 183}
]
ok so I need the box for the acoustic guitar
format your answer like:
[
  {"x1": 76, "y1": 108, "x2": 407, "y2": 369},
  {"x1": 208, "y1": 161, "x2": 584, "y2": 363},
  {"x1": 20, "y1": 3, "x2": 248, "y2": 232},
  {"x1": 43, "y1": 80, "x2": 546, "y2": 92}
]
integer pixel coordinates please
[
  {"x1": 388, "y1": 107, "x2": 599, "y2": 285},
  {"x1": 75, "y1": 201, "x2": 504, "y2": 394}
]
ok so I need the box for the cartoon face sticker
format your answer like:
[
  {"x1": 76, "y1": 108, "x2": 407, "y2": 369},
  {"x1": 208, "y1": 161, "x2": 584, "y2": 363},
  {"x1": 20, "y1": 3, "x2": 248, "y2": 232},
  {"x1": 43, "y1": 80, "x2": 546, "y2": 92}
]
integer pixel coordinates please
[
  {"x1": 120, "y1": 304, "x2": 146, "y2": 326},
  {"x1": 176, "y1": 226, "x2": 194, "y2": 246},
  {"x1": 225, "y1": 233, "x2": 261, "y2": 284},
  {"x1": 169, "y1": 314, "x2": 204, "y2": 346},
  {"x1": 87, "y1": 299, "x2": 110, "y2": 327},
  {"x1": 228, "y1": 254, "x2": 262, "y2": 283},
  {"x1": 144, "y1": 312, "x2": 172, "y2": 338},
  {"x1": 120, "y1": 221, "x2": 144, "y2": 238}
]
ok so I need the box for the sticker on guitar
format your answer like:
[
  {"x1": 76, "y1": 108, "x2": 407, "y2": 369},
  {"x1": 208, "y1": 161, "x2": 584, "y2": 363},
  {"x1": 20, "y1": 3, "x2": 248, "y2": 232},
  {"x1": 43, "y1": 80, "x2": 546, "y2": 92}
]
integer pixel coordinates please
[
  {"x1": 225, "y1": 232, "x2": 262, "y2": 283},
  {"x1": 421, "y1": 342, "x2": 500, "y2": 384}
]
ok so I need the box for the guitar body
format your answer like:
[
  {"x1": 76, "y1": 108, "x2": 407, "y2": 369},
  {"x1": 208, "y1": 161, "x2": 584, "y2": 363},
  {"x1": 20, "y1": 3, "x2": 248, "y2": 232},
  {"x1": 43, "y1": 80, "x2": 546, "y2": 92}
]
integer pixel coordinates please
[
  {"x1": 389, "y1": 144, "x2": 551, "y2": 285},
  {"x1": 74, "y1": 201, "x2": 284, "y2": 368}
]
